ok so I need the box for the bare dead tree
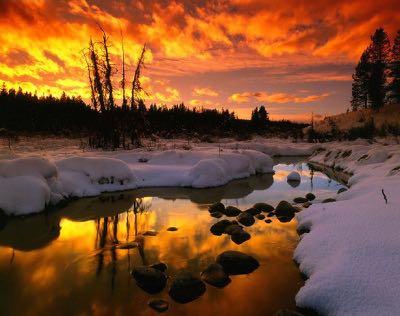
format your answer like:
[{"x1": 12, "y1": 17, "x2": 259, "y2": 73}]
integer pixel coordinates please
[
  {"x1": 89, "y1": 38, "x2": 105, "y2": 112},
  {"x1": 98, "y1": 24, "x2": 115, "y2": 110},
  {"x1": 131, "y1": 44, "x2": 147, "y2": 110},
  {"x1": 120, "y1": 28, "x2": 127, "y2": 110},
  {"x1": 82, "y1": 50, "x2": 97, "y2": 110}
]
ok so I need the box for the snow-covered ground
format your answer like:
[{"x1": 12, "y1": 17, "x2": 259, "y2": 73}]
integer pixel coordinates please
[
  {"x1": 0, "y1": 142, "x2": 275, "y2": 215},
  {"x1": 1, "y1": 135, "x2": 400, "y2": 315},
  {"x1": 295, "y1": 138, "x2": 400, "y2": 316}
]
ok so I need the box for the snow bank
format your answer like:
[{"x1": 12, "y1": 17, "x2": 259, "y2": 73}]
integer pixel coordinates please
[
  {"x1": 295, "y1": 141, "x2": 400, "y2": 315},
  {"x1": 0, "y1": 148, "x2": 274, "y2": 215}
]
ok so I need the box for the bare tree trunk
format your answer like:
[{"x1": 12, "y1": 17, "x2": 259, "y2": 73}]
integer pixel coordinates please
[
  {"x1": 89, "y1": 39, "x2": 105, "y2": 113},
  {"x1": 131, "y1": 44, "x2": 146, "y2": 110},
  {"x1": 83, "y1": 51, "x2": 97, "y2": 110},
  {"x1": 99, "y1": 25, "x2": 115, "y2": 110}
]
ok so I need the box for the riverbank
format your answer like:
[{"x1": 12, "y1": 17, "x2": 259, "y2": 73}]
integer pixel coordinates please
[{"x1": 294, "y1": 139, "x2": 400, "y2": 315}]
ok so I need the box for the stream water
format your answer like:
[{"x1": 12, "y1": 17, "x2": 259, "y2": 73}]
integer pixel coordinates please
[{"x1": 0, "y1": 159, "x2": 345, "y2": 316}]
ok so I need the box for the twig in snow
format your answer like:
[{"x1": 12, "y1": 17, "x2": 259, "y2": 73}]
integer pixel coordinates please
[{"x1": 381, "y1": 189, "x2": 388, "y2": 204}]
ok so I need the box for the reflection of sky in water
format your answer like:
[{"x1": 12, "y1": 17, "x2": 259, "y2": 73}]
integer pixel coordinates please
[{"x1": 0, "y1": 161, "x2": 344, "y2": 316}]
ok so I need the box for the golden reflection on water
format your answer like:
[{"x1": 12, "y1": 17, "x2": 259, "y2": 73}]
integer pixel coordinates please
[{"x1": 0, "y1": 163, "x2": 344, "y2": 316}]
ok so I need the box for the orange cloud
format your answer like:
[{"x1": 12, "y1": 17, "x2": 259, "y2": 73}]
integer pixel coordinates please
[
  {"x1": 193, "y1": 87, "x2": 219, "y2": 97},
  {"x1": 229, "y1": 91, "x2": 330, "y2": 104}
]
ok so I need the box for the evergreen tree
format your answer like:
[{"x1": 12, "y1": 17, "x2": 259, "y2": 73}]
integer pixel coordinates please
[
  {"x1": 251, "y1": 107, "x2": 259, "y2": 125},
  {"x1": 258, "y1": 105, "x2": 269, "y2": 127},
  {"x1": 351, "y1": 48, "x2": 371, "y2": 110},
  {"x1": 389, "y1": 30, "x2": 400, "y2": 104},
  {"x1": 368, "y1": 28, "x2": 391, "y2": 109}
]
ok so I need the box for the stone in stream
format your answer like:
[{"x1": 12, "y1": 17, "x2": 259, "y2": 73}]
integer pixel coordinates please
[
  {"x1": 131, "y1": 266, "x2": 167, "y2": 294},
  {"x1": 216, "y1": 250, "x2": 259, "y2": 275},
  {"x1": 237, "y1": 212, "x2": 255, "y2": 226},
  {"x1": 252, "y1": 202, "x2": 275, "y2": 213},
  {"x1": 150, "y1": 262, "x2": 168, "y2": 273},
  {"x1": 305, "y1": 193, "x2": 316, "y2": 201},
  {"x1": 287, "y1": 171, "x2": 301, "y2": 182},
  {"x1": 148, "y1": 299, "x2": 169, "y2": 313},
  {"x1": 231, "y1": 230, "x2": 251, "y2": 244},
  {"x1": 224, "y1": 224, "x2": 243, "y2": 235},
  {"x1": 302, "y1": 201, "x2": 312, "y2": 208},
  {"x1": 244, "y1": 207, "x2": 261, "y2": 215},
  {"x1": 143, "y1": 230, "x2": 158, "y2": 236},
  {"x1": 255, "y1": 214, "x2": 265, "y2": 220},
  {"x1": 276, "y1": 214, "x2": 295, "y2": 223},
  {"x1": 201, "y1": 263, "x2": 231, "y2": 288},
  {"x1": 210, "y1": 211, "x2": 223, "y2": 218},
  {"x1": 265, "y1": 219, "x2": 272, "y2": 224},
  {"x1": 167, "y1": 226, "x2": 178, "y2": 231},
  {"x1": 267, "y1": 212, "x2": 275, "y2": 217},
  {"x1": 223, "y1": 206, "x2": 242, "y2": 217},
  {"x1": 293, "y1": 197, "x2": 308, "y2": 204},
  {"x1": 337, "y1": 187, "x2": 348, "y2": 194},
  {"x1": 169, "y1": 272, "x2": 206, "y2": 303},
  {"x1": 275, "y1": 201, "x2": 296, "y2": 217},
  {"x1": 210, "y1": 219, "x2": 232, "y2": 236},
  {"x1": 322, "y1": 198, "x2": 336, "y2": 203},
  {"x1": 209, "y1": 202, "x2": 225, "y2": 213}
]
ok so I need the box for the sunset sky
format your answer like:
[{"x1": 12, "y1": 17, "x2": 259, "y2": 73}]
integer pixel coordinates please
[{"x1": 1, "y1": 0, "x2": 400, "y2": 121}]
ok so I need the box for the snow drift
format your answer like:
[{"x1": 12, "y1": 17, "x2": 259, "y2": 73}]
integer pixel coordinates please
[
  {"x1": 0, "y1": 148, "x2": 274, "y2": 215},
  {"x1": 295, "y1": 140, "x2": 400, "y2": 316}
]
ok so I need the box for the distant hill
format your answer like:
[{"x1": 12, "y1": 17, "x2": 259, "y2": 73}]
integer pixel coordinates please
[{"x1": 314, "y1": 104, "x2": 400, "y2": 134}]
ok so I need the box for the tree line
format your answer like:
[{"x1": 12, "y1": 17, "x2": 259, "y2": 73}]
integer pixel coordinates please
[{"x1": 351, "y1": 28, "x2": 400, "y2": 110}]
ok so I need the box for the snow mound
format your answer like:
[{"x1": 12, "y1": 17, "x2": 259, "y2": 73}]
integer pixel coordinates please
[
  {"x1": 0, "y1": 157, "x2": 57, "y2": 179},
  {"x1": 0, "y1": 148, "x2": 274, "y2": 215},
  {"x1": 287, "y1": 171, "x2": 301, "y2": 182},
  {"x1": 0, "y1": 176, "x2": 51, "y2": 215}
]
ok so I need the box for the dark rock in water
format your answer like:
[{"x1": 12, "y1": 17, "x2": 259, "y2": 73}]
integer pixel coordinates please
[
  {"x1": 150, "y1": 262, "x2": 168, "y2": 273},
  {"x1": 287, "y1": 180, "x2": 300, "y2": 188},
  {"x1": 167, "y1": 226, "x2": 178, "y2": 231},
  {"x1": 322, "y1": 198, "x2": 336, "y2": 203},
  {"x1": 201, "y1": 263, "x2": 231, "y2": 288},
  {"x1": 302, "y1": 202, "x2": 312, "y2": 208},
  {"x1": 253, "y1": 202, "x2": 274, "y2": 213},
  {"x1": 237, "y1": 212, "x2": 255, "y2": 226},
  {"x1": 244, "y1": 207, "x2": 261, "y2": 215},
  {"x1": 293, "y1": 206, "x2": 302, "y2": 213},
  {"x1": 276, "y1": 214, "x2": 295, "y2": 223},
  {"x1": 255, "y1": 214, "x2": 265, "y2": 220},
  {"x1": 210, "y1": 219, "x2": 232, "y2": 236},
  {"x1": 337, "y1": 187, "x2": 347, "y2": 194},
  {"x1": 267, "y1": 212, "x2": 275, "y2": 217},
  {"x1": 210, "y1": 211, "x2": 223, "y2": 218},
  {"x1": 148, "y1": 299, "x2": 169, "y2": 313},
  {"x1": 216, "y1": 250, "x2": 259, "y2": 275},
  {"x1": 265, "y1": 219, "x2": 272, "y2": 223},
  {"x1": 297, "y1": 227, "x2": 310, "y2": 235},
  {"x1": 231, "y1": 230, "x2": 251, "y2": 244},
  {"x1": 273, "y1": 309, "x2": 305, "y2": 316},
  {"x1": 293, "y1": 197, "x2": 308, "y2": 204},
  {"x1": 169, "y1": 272, "x2": 206, "y2": 303},
  {"x1": 275, "y1": 201, "x2": 296, "y2": 217},
  {"x1": 132, "y1": 266, "x2": 167, "y2": 294},
  {"x1": 224, "y1": 206, "x2": 242, "y2": 217},
  {"x1": 305, "y1": 193, "x2": 316, "y2": 201},
  {"x1": 143, "y1": 230, "x2": 158, "y2": 236},
  {"x1": 209, "y1": 202, "x2": 225, "y2": 213},
  {"x1": 224, "y1": 224, "x2": 243, "y2": 235}
]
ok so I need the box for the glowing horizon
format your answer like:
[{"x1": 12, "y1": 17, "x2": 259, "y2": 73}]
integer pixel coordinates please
[{"x1": 1, "y1": 0, "x2": 400, "y2": 121}]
